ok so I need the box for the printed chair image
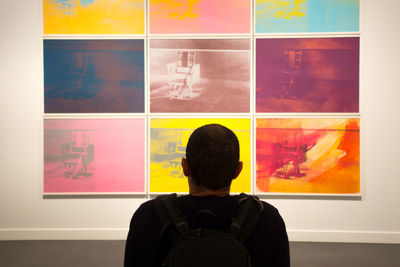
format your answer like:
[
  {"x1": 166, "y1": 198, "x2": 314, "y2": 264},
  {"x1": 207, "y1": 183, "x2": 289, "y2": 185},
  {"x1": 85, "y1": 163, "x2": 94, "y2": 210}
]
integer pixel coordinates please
[
  {"x1": 272, "y1": 132, "x2": 313, "y2": 179},
  {"x1": 167, "y1": 50, "x2": 200, "y2": 100},
  {"x1": 62, "y1": 131, "x2": 94, "y2": 178},
  {"x1": 280, "y1": 49, "x2": 303, "y2": 98}
]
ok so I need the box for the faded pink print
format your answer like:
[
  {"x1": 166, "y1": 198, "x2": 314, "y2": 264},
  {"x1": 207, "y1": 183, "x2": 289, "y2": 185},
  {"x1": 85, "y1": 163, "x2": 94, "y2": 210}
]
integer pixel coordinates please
[
  {"x1": 44, "y1": 119, "x2": 145, "y2": 193},
  {"x1": 150, "y1": 39, "x2": 251, "y2": 113}
]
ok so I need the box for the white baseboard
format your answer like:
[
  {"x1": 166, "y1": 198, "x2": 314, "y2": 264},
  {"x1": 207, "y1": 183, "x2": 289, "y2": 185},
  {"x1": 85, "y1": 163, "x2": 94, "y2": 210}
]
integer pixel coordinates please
[
  {"x1": 1, "y1": 228, "x2": 400, "y2": 244},
  {"x1": 288, "y1": 230, "x2": 400, "y2": 244},
  {"x1": 0, "y1": 228, "x2": 128, "y2": 240}
]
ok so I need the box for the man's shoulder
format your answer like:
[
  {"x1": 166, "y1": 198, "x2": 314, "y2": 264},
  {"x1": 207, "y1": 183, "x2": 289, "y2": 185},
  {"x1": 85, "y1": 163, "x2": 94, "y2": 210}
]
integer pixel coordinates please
[
  {"x1": 137, "y1": 198, "x2": 157, "y2": 211},
  {"x1": 130, "y1": 199, "x2": 159, "y2": 227},
  {"x1": 237, "y1": 194, "x2": 281, "y2": 218},
  {"x1": 259, "y1": 199, "x2": 280, "y2": 216}
]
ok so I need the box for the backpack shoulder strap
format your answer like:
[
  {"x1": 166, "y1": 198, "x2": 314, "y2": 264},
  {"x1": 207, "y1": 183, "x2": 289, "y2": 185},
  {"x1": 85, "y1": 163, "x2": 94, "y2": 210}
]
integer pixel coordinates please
[
  {"x1": 228, "y1": 193, "x2": 264, "y2": 243},
  {"x1": 155, "y1": 194, "x2": 189, "y2": 239}
]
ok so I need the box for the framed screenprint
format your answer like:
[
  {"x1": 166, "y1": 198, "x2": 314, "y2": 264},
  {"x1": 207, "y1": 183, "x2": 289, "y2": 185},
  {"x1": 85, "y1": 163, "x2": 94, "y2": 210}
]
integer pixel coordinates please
[
  {"x1": 255, "y1": 118, "x2": 360, "y2": 195},
  {"x1": 43, "y1": 118, "x2": 146, "y2": 194},
  {"x1": 255, "y1": 0, "x2": 360, "y2": 34},
  {"x1": 43, "y1": 0, "x2": 145, "y2": 34},
  {"x1": 149, "y1": 38, "x2": 251, "y2": 113},
  {"x1": 44, "y1": 39, "x2": 145, "y2": 114},
  {"x1": 256, "y1": 37, "x2": 359, "y2": 113},
  {"x1": 149, "y1": 118, "x2": 252, "y2": 194},
  {"x1": 149, "y1": 0, "x2": 251, "y2": 34}
]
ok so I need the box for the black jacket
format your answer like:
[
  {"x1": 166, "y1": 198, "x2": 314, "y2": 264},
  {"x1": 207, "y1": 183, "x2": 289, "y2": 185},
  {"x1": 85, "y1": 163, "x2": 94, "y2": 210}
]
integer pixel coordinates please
[{"x1": 124, "y1": 194, "x2": 290, "y2": 267}]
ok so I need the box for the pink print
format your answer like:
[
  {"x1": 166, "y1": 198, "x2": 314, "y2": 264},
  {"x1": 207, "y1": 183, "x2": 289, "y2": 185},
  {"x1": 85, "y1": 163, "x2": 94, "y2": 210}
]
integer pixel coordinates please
[
  {"x1": 149, "y1": 0, "x2": 250, "y2": 34},
  {"x1": 44, "y1": 119, "x2": 145, "y2": 194}
]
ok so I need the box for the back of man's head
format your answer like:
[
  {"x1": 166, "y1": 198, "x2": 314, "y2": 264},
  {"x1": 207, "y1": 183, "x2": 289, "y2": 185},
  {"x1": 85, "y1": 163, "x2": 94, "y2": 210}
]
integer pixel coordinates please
[{"x1": 185, "y1": 124, "x2": 240, "y2": 191}]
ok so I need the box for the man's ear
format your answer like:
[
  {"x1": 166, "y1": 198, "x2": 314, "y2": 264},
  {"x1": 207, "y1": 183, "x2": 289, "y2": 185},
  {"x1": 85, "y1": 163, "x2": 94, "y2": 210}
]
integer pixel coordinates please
[
  {"x1": 233, "y1": 161, "x2": 243, "y2": 180},
  {"x1": 181, "y1": 157, "x2": 190, "y2": 177}
]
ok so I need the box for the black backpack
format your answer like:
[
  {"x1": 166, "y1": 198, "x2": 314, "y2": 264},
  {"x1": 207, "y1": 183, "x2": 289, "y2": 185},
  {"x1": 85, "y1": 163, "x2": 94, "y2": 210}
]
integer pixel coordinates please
[{"x1": 155, "y1": 193, "x2": 264, "y2": 267}]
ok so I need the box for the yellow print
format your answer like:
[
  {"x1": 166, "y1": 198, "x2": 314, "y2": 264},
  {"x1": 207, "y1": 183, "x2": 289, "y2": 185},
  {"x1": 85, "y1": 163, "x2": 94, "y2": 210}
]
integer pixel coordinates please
[
  {"x1": 257, "y1": 0, "x2": 307, "y2": 20},
  {"x1": 167, "y1": 0, "x2": 200, "y2": 20},
  {"x1": 150, "y1": 118, "x2": 251, "y2": 193},
  {"x1": 274, "y1": 0, "x2": 307, "y2": 19},
  {"x1": 44, "y1": 0, "x2": 145, "y2": 34}
]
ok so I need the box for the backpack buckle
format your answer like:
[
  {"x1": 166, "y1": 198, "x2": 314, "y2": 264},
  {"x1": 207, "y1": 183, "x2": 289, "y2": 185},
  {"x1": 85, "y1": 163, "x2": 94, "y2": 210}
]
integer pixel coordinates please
[
  {"x1": 176, "y1": 219, "x2": 189, "y2": 233},
  {"x1": 229, "y1": 219, "x2": 241, "y2": 236}
]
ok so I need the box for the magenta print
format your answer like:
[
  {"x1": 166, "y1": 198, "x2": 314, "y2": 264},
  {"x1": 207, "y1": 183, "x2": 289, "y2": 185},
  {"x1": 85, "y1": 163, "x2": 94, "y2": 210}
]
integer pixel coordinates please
[
  {"x1": 256, "y1": 37, "x2": 359, "y2": 113},
  {"x1": 150, "y1": 39, "x2": 251, "y2": 113},
  {"x1": 44, "y1": 119, "x2": 145, "y2": 194}
]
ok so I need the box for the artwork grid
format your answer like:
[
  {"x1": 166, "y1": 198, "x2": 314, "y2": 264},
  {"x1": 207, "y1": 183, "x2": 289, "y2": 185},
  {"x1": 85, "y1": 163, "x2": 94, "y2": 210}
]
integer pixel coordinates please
[{"x1": 42, "y1": 0, "x2": 361, "y2": 195}]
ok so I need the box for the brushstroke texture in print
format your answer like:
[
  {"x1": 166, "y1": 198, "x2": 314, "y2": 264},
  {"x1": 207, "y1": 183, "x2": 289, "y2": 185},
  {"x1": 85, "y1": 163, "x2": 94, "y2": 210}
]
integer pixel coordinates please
[{"x1": 256, "y1": 118, "x2": 360, "y2": 194}]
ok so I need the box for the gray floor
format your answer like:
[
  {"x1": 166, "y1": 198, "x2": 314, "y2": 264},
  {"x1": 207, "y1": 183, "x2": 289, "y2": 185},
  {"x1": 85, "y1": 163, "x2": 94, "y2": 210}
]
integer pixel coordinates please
[{"x1": 0, "y1": 241, "x2": 399, "y2": 267}]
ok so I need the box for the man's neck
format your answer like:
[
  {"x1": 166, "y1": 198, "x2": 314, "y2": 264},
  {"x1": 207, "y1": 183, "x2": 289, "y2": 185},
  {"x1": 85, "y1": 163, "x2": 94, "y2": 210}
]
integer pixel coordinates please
[{"x1": 189, "y1": 183, "x2": 230, "y2": 197}]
